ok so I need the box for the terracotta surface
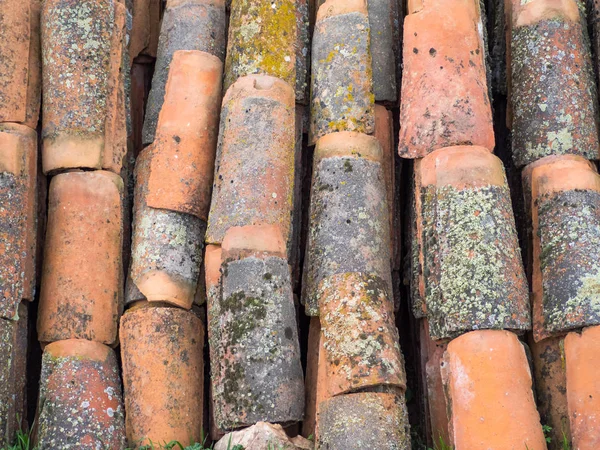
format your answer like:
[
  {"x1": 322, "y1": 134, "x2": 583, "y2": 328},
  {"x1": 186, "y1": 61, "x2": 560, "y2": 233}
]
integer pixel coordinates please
[
  {"x1": 318, "y1": 272, "x2": 406, "y2": 396},
  {"x1": 130, "y1": 148, "x2": 204, "y2": 309},
  {"x1": 221, "y1": 224, "x2": 287, "y2": 261},
  {"x1": 309, "y1": 0, "x2": 374, "y2": 144},
  {"x1": 302, "y1": 132, "x2": 391, "y2": 316},
  {"x1": 530, "y1": 335, "x2": 570, "y2": 448},
  {"x1": 399, "y1": 0, "x2": 494, "y2": 158},
  {"x1": 215, "y1": 422, "x2": 312, "y2": 450},
  {"x1": 146, "y1": 50, "x2": 223, "y2": 221},
  {"x1": 302, "y1": 317, "x2": 321, "y2": 439},
  {"x1": 129, "y1": 0, "x2": 161, "y2": 60},
  {"x1": 206, "y1": 75, "x2": 296, "y2": 252},
  {"x1": 418, "y1": 146, "x2": 530, "y2": 339},
  {"x1": 442, "y1": 330, "x2": 547, "y2": 449},
  {"x1": 527, "y1": 156, "x2": 600, "y2": 341},
  {"x1": 509, "y1": 0, "x2": 599, "y2": 167},
  {"x1": 120, "y1": 305, "x2": 204, "y2": 447},
  {"x1": 317, "y1": 392, "x2": 410, "y2": 449},
  {"x1": 0, "y1": 124, "x2": 37, "y2": 319},
  {"x1": 0, "y1": 0, "x2": 41, "y2": 128},
  {"x1": 564, "y1": 325, "x2": 600, "y2": 450},
  {"x1": 37, "y1": 171, "x2": 123, "y2": 346},
  {"x1": 0, "y1": 304, "x2": 28, "y2": 448},
  {"x1": 410, "y1": 158, "x2": 427, "y2": 318},
  {"x1": 142, "y1": 0, "x2": 226, "y2": 145},
  {"x1": 224, "y1": 0, "x2": 296, "y2": 92},
  {"x1": 35, "y1": 339, "x2": 126, "y2": 449},
  {"x1": 42, "y1": 0, "x2": 128, "y2": 174}
]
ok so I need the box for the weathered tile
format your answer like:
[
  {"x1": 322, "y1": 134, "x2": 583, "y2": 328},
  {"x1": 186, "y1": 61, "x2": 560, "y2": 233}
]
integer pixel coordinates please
[
  {"x1": 295, "y1": 0, "x2": 310, "y2": 104},
  {"x1": 37, "y1": 171, "x2": 123, "y2": 345},
  {"x1": 129, "y1": 0, "x2": 161, "y2": 60},
  {"x1": 35, "y1": 339, "x2": 126, "y2": 449},
  {"x1": 215, "y1": 423, "x2": 311, "y2": 450},
  {"x1": 142, "y1": 0, "x2": 226, "y2": 145},
  {"x1": 367, "y1": 0, "x2": 397, "y2": 102},
  {"x1": 120, "y1": 304, "x2": 204, "y2": 447}
]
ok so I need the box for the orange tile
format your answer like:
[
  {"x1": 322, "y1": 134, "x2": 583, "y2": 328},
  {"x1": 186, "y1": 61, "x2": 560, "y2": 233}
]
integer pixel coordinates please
[{"x1": 129, "y1": 0, "x2": 161, "y2": 60}]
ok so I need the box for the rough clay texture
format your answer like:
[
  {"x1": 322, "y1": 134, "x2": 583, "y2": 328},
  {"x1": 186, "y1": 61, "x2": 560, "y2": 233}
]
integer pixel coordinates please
[
  {"x1": 209, "y1": 256, "x2": 304, "y2": 430},
  {"x1": 511, "y1": 10, "x2": 599, "y2": 167},
  {"x1": 142, "y1": 0, "x2": 226, "y2": 145},
  {"x1": 35, "y1": 340, "x2": 126, "y2": 449},
  {"x1": 319, "y1": 272, "x2": 406, "y2": 396},
  {"x1": 295, "y1": 0, "x2": 310, "y2": 104},
  {"x1": 120, "y1": 306, "x2": 205, "y2": 447},
  {"x1": 224, "y1": 0, "x2": 296, "y2": 92},
  {"x1": 424, "y1": 183, "x2": 530, "y2": 339},
  {"x1": 367, "y1": 0, "x2": 397, "y2": 102},
  {"x1": 0, "y1": 0, "x2": 41, "y2": 128},
  {"x1": 206, "y1": 76, "x2": 296, "y2": 251},
  {"x1": 303, "y1": 156, "x2": 391, "y2": 316},
  {"x1": 309, "y1": 9, "x2": 374, "y2": 144},
  {"x1": 215, "y1": 422, "x2": 312, "y2": 450},
  {"x1": 535, "y1": 189, "x2": 600, "y2": 338},
  {"x1": 399, "y1": 0, "x2": 494, "y2": 158},
  {"x1": 130, "y1": 149, "x2": 204, "y2": 309},
  {"x1": 0, "y1": 304, "x2": 27, "y2": 449},
  {"x1": 317, "y1": 392, "x2": 410, "y2": 450}
]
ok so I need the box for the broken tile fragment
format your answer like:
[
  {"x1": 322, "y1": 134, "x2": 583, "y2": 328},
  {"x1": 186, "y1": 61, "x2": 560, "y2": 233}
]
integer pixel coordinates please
[
  {"x1": 208, "y1": 226, "x2": 304, "y2": 430},
  {"x1": 0, "y1": 304, "x2": 28, "y2": 449},
  {"x1": 309, "y1": 0, "x2": 374, "y2": 144},
  {"x1": 509, "y1": 0, "x2": 599, "y2": 167},
  {"x1": 442, "y1": 330, "x2": 547, "y2": 448},
  {"x1": 0, "y1": 0, "x2": 41, "y2": 128},
  {"x1": 419, "y1": 146, "x2": 529, "y2": 339},
  {"x1": 318, "y1": 272, "x2": 406, "y2": 396},
  {"x1": 0, "y1": 124, "x2": 37, "y2": 319},
  {"x1": 367, "y1": 0, "x2": 397, "y2": 102},
  {"x1": 399, "y1": 0, "x2": 494, "y2": 158},
  {"x1": 120, "y1": 304, "x2": 204, "y2": 447},
  {"x1": 130, "y1": 148, "x2": 204, "y2": 309},
  {"x1": 35, "y1": 339, "x2": 126, "y2": 449},
  {"x1": 142, "y1": 0, "x2": 226, "y2": 145},
  {"x1": 525, "y1": 155, "x2": 600, "y2": 340},
  {"x1": 146, "y1": 50, "x2": 223, "y2": 221},
  {"x1": 41, "y1": 0, "x2": 128, "y2": 174},
  {"x1": 37, "y1": 171, "x2": 123, "y2": 346},
  {"x1": 206, "y1": 75, "x2": 296, "y2": 253},
  {"x1": 316, "y1": 392, "x2": 410, "y2": 449},
  {"x1": 564, "y1": 325, "x2": 600, "y2": 450},
  {"x1": 303, "y1": 132, "x2": 392, "y2": 316},
  {"x1": 215, "y1": 422, "x2": 312, "y2": 450},
  {"x1": 224, "y1": 0, "x2": 297, "y2": 92}
]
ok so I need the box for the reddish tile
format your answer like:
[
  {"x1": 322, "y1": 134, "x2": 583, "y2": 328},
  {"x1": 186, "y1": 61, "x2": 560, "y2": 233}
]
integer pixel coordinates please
[
  {"x1": 146, "y1": 50, "x2": 223, "y2": 221},
  {"x1": 35, "y1": 339, "x2": 126, "y2": 449},
  {"x1": 302, "y1": 317, "x2": 321, "y2": 439},
  {"x1": 37, "y1": 171, "x2": 123, "y2": 346},
  {"x1": 129, "y1": 0, "x2": 161, "y2": 60},
  {"x1": 442, "y1": 330, "x2": 547, "y2": 448},
  {"x1": 309, "y1": 0, "x2": 374, "y2": 144},
  {"x1": 215, "y1": 423, "x2": 311, "y2": 450},
  {"x1": 399, "y1": 0, "x2": 494, "y2": 158},
  {"x1": 120, "y1": 304, "x2": 204, "y2": 447}
]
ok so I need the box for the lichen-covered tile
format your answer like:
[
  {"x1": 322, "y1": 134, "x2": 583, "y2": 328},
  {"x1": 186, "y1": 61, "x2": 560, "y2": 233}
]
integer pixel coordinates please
[
  {"x1": 318, "y1": 272, "x2": 406, "y2": 396},
  {"x1": 367, "y1": 0, "x2": 397, "y2": 103},
  {"x1": 295, "y1": 0, "x2": 310, "y2": 104},
  {"x1": 309, "y1": 0, "x2": 374, "y2": 144},
  {"x1": 316, "y1": 392, "x2": 410, "y2": 449},
  {"x1": 442, "y1": 330, "x2": 547, "y2": 449},
  {"x1": 302, "y1": 132, "x2": 392, "y2": 316},
  {"x1": 0, "y1": 304, "x2": 28, "y2": 449},
  {"x1": 399, "y1": 0, "x2": 494, "y2": 158},
  {"x1": 526, "y1": 156, "x2": 600, "y2": 341},
  {"x1": 37, "y1": 171, "x2": 123, "y2": 346},
  {"x1": 129, "y1": 0, "x2": 160, "y2": 60},
  {"x1": 146, "y1": 50, "x2": 222, "y2": 220},
  {"x1": 0, "y1": 124, "x2": 37, "y2": 319},
  {"x1": 41, "y1": 0, "x2": 128, "y2": 174},
  {"x1": 224, "y1": 0, "x2": 296, "y2": 93},
  {"x1": 530, "y1": 335, "x2": 570, "y2": 448},
  {"x1": 564, "y1": 325, "x2": 600, "y2": 450},
  {"x1": 509, "y1": 0, "x2": 599, "y2": 167},
  {"x1": 420, "y1": 146, "x2": 530, "y2": 340},
  {"x1": 130, "y1": 148, "x2": 204, "y2": 310},
  {"x1": 0, "y1": 0, "x2": 41, "y2": 128},
  {"x1": 209, "y1": 225, "x2": 304, "y2": 430},
  {"x1": 215, "y1": 423, "x2": 312, "y2": 450},
  {"x1": 142, "y1": 0, "x2": 226, "y2": 145},
  {"x1": 206, "y1": 75, "x2": 296, "y2": 254},
  {"x1": 120, "y1": 304, "x2": 204, "y2": 447},
  {"x1": 35, "y1": 339, "x2": 126, "y2": 449}
]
